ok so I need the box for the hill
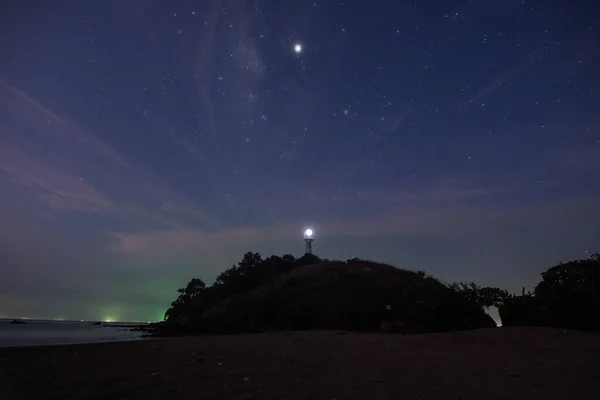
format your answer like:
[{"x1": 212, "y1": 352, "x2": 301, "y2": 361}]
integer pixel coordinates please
[{"x1": 156, "y1": 257, "x2": 496, "y2": 336}]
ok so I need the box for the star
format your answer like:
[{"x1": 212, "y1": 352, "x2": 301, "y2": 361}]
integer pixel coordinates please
[{"x1": 1, "y1": 0, "x2": 598, "y2": 329}]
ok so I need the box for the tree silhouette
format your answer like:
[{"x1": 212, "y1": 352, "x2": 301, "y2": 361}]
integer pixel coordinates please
[
  {"x1": 497, "y1": 254, "x2": 600, "y2": 331},
  {"x1": 164, "y1": 278, "x2": 206, "y2": 321},
  {"x1": 533, "y1": 254, "x2": 600, "y2": 331},
  {"x1": 179, "y1": 278, "x2": 206, "y2": 297},
  {"x1": 448, "y1": 281, "x2": 511, "y2": 308},
  {"x1": 159, "y1": 252, "x2": 600, "y2": 336},
  {"x1": 159, "y1": 253, "x2": 496, "y2": 335}
]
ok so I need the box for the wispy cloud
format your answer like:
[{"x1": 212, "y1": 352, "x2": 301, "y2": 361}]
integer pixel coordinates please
[
  {"x1": 351, "y1": 178, "x2": 494, "y2": 205},
  {"x1": 111, "y1": 226, "x2": 259, "y2": 255},
  {"x1": 110, "y1": 182, "x2": 492, "y2": 255},
  {"x1": 0, "y1": 143, "x2": 115, "y2": 214},
  {"x1": 460, "y1": 46, "x2": 551, "y2": 111},
  {"x1": 0, "y1": 80, "x2": 126, "y2": 165},
  {"x1": 166, "y1": 129, "x2": 208, "y2": 162},
  {"x1": 109, "y1": 193, "x2": 600, "y2": 259},
  {"x1": 159, "y1": 199, "x2": 221, "y2": 228},
  {"x1": 0, "y1": 79, "x2": 222, "y2": 228},
  {"x1": 264, "y1": 177, "x2": 498, "y2": 211},
  {"x1": 109, "y1": 176, "x2": 590, "y2": 259},
  {"x1": 0, "y1": 81, "x2": 64, "y2": 122}
]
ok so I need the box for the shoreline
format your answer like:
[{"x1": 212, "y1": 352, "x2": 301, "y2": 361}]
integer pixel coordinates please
[
  {"x1": 0, "y1": 336, "x2": 148, "y2": 349},
  {"x1": 2, "y1": 327, "x2": 599, "y2": 399},
  {"x1": 0, "y1": 321, "x2": 151, "y2": 349}
]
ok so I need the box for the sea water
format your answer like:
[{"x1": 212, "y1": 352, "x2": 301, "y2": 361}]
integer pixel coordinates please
[{"x1": 0, "y1": 319, "x2": 146, "y2": 347}]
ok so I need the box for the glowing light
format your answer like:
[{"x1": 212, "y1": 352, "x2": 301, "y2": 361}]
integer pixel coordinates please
[
  {"x1": 294, "y1": 43, "x2": 302, "y2": 54},
  {"x1": 304, "y1": 228, "x2": 314, "y2": 238}
]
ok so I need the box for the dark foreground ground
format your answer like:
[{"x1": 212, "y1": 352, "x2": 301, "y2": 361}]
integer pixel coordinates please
[{"x1": 1, "y1": 327, "x2": 600, "y2": 400}]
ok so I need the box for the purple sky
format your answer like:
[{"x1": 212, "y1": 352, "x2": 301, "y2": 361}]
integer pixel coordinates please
[{"x1": 1, "y1": 0, "x2": 599, "y2": 322}]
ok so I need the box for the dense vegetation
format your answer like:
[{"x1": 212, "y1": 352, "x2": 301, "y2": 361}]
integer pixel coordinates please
[
  {"x1": 156, "y1": 252, "x2": 600, "y2": 336},
  {"x1": 499, "y1": 254, "x2": 600, "y2": 331}
]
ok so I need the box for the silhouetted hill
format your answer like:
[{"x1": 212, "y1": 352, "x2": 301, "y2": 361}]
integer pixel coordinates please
[{"x1": 157, "y1": 258, "x2": 496, "y2": 336}]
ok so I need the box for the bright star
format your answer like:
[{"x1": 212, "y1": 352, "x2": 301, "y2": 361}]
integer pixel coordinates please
[{"x1": 294, "y1": 43, "x2": 303, "y2": 54}]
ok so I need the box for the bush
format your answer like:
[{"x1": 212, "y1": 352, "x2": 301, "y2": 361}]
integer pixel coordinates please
[
  {"x1": 498, "y1": 294, "x2": 541, "y2": 327},
  {"x1": 498, "y1": 255, "x2": 600, "y2": 332},
  {"x1": 533, "y1": 256, "x2": 600, "y2": 331},
  {"x1": 159, "y1": 257, "x2": 496, "y2": 336}
]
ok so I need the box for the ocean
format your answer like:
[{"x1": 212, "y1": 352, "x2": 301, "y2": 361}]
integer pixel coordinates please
[{"x1": 0, "y1": 319, "x2": 147, "y2": 347}]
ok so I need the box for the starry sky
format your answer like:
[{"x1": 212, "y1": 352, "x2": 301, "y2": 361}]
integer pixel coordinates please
[{"x1": 1, "y1": 0, "x2": 599, "y2": 322}]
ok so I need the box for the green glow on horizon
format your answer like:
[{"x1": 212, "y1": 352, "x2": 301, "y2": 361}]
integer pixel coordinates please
[{"x1": 100, "y1": 306, "x2": 122, "y2": 323}]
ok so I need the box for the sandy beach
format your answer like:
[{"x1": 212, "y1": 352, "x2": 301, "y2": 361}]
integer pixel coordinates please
[{"x1": 1, "y1": 327, "x2": 599, "y2": 399}]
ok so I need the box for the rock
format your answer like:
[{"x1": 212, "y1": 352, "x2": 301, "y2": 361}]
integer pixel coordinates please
[{"x1": 10, "y1": 319, "x2": 26, "y2": 324}]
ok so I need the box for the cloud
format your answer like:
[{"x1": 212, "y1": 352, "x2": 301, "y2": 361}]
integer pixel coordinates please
[
  {"x1": 167, "y1": 130, "x2": 205, "y2": 161},
  {"x1": 353, "y1": 179, "x2": 494, "y2": 205},
  {"x1": 0, "y1": 79, "x2": 220, "y2": 228},
  {"x1": 385, "y1": 105, "x2": 412, "y2": 135},
  {"x1": 110, "y1": 177, "x2": 600, "y2": 259},
  {"x1": 460, "y1": 46, "x2": 550, "y2": 111},
  {"x1": 0, "y1": 81, "x2": 63, "y2": 122},
  {"x1": 0, "y1": 143, "x2": 218, "y2": 229},
  {"x1": 111, "y1": 226, "x2": 262, "y2": 255},
  {"x1": 160, "y1": 199, "x2": 221, "y2": 228},
  {"x1": 0, "y1": 80, "x2": 126, "y2": 165},
  {"x1": 267, "y1": 177, "x2": 497, "y2": 212},
  {"x1": 0, "y1": 143, "x2": 115, "y2": 214}
]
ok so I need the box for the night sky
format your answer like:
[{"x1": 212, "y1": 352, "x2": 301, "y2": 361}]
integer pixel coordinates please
[{"x1": 1, "y1": 1, "x2": 599, "y2": 322}]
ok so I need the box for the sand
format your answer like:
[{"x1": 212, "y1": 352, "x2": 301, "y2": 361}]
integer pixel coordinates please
[{"x1": 1, "y1": 327, "x2": 599, "y2": 399}]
